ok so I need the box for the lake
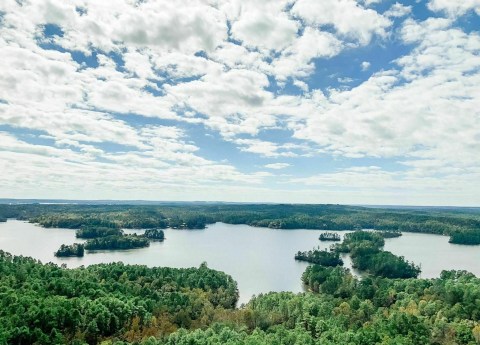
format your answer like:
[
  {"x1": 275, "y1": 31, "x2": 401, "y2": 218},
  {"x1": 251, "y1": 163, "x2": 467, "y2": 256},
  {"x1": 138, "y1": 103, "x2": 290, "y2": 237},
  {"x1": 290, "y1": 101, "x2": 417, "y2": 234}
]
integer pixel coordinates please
[{"x1": 1, "y1": 220, "x2": 479, "y2": 304}]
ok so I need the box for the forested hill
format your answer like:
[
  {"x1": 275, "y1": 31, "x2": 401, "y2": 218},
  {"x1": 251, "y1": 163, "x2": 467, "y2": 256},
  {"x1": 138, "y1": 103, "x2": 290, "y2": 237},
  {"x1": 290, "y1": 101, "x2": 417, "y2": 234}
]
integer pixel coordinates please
[
  {"x1": 2, "y1": 251, "x2": 480, "y2": 344},
  {"x1": 1, "y1": 203, "x2": 480, "y2": 244},
  {"x1": 0, "y1": 251, "x2": 238, "y2": 344}
]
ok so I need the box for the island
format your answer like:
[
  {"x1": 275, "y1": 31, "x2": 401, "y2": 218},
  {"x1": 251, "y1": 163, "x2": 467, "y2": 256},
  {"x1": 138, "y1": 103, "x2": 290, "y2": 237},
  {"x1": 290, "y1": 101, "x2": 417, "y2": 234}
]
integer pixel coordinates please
[
  {"x1": 76, "y1": 226, "x2": 123, "y2": 238},
  {"x1": 295, "y1": 248, "x2": 343, "y2": 266},
  {"x1": 449, "y1": 230, "x2": 480, "y2": 245},
  {"x1": 332, "y1": 231, "x2": 420, "y2": 278},
  {"x1": 143, "y1": 228, "x2": 165, "y2": 240},
  {"x1": 375, "y1": 230, "x2": 402, "y2": 238},
  {"x1": 54, "y1": 243, "x2": 84, "y2": 257},
  {"x1": 84, "y1": 235, "x2": 150, "y2": 251},
  {"x1": 319, "y1": 232, "x2": 341, "y2": 241}
]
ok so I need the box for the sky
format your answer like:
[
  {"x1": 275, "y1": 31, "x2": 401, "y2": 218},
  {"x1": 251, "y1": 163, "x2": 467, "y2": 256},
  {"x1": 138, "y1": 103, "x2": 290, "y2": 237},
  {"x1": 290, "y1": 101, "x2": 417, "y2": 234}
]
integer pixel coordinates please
[{"x1": 0, "y1": 0, "x2": 479, "y2": 205}]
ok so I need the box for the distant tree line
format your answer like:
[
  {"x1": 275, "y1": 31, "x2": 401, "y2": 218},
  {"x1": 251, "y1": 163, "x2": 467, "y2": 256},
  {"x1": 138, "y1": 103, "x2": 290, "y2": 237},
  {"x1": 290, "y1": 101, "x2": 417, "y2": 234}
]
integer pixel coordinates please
[{"x1": 0, "y1": 203, "x2": 479, "y2": 244}]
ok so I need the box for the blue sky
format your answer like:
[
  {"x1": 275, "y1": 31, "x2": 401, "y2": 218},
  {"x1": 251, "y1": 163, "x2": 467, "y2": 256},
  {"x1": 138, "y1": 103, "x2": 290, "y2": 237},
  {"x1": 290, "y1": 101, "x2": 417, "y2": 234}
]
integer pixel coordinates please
[{"x1": 0, "y1": 0, "x2": 479, "y2": 205}]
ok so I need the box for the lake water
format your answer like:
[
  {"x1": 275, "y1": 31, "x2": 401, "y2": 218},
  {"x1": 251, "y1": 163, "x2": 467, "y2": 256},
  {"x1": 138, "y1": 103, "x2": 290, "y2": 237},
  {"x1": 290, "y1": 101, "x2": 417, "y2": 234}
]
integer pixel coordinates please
[{"x1": 1, "y1": 220, "x2": 479, "y2": 304}]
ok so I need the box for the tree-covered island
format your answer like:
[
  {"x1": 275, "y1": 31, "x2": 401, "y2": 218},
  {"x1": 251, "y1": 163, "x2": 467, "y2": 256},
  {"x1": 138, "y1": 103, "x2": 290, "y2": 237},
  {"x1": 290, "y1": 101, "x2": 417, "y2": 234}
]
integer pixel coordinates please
[
  {"x1": 84, "y1": 235, "x2": 150, "y2": 251},
  {"x1": 319, "y1": 232, "x2": 341, "y2": 241},
  {"x1": 54, "y1": 243, "x2": 85, "y2": 257},
  {"x1": 143, "y1": 229, "x2": 165, "y2": 241}
]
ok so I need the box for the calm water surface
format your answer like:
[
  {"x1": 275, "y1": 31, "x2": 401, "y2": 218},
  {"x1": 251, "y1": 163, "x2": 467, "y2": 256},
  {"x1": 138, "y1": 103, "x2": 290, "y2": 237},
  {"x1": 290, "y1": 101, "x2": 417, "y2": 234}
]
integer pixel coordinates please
[{"x1": 1, "y1": 220, "x2": 479, "y2": 303}]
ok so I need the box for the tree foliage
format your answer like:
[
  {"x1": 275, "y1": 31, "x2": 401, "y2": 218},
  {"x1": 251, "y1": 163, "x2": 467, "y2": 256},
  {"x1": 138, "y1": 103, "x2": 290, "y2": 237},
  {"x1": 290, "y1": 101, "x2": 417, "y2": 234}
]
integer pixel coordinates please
[
  {"x1": 331, "y1": 231, "x2": 420, "y2": 279},
  {"x1": 76, "y1": 226, "x2": 124, "y2": 239},
  {"x1": 295, "y1": 249, "x2": 343, "y2": 267},
  {"x1": 319, "y1": 232, "x2": 341, "y2": 241},
  {"x1": 0, "y1": 251, "x2": 238, "y2": 344},
  {"x1": 143, "y1": 229, "x2": 165, "y2": 241},
  {"x1": 84, "y1": 235, "x2": 150, "y2": 250},
  {"x1": 54, "y1": 243, "x2": 85, "y2": 257}
]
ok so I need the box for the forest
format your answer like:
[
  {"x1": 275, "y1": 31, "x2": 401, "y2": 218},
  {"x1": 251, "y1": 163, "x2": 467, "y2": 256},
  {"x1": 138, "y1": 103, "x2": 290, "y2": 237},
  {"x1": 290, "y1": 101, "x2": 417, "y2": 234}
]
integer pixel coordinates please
[
  {"x1": 1, "y1": 249, "x2": 480, "y2": 344},
  {"x1": 0, "y1": 204, "x2": 479, "y2": 344},
  {"x1": 1, "y1": 203, "x2": 480, "y2": 342},
  {"x1": 0, "y1": 203, "x2": 479, "y2": 244},
  {"x1": 0, "y1": 251, "x2": 238, "y2": 345}
]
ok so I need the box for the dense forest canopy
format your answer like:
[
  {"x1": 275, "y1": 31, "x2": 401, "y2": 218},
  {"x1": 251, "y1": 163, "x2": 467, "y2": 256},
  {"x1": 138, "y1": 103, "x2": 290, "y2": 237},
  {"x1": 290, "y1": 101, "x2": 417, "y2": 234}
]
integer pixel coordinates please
[
  {"x1": 1, "y1": 203, "x2": 479, "y2": 244},
  {"x1": 1, "y1": 250, "x2": 480, "y2": 344},
  {"x1": 0, "y1": 251, "x2": 238, "y2": 345}
]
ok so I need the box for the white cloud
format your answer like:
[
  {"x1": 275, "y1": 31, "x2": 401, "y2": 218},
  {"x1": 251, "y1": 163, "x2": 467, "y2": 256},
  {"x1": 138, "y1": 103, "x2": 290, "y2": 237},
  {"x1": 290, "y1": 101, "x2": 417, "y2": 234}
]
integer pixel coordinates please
[
  {"x1": 385, "y1": 3, "x2": 412, "y2": 18},
  {"x1": 428, "y1": 0, "x2": 480, "y2": 17},
  {"x1": 361, "y1": 61, "x2": 371, "y2": 70},
  {"x1": 337, "y1": 77, "x2": 355, "y2": 83},
  {"x1": 272, "y1": 28, "x2": 343, "y2": 80},
  {"x1": 363, "y1": 0, "x2": 382, "y2": 6},
  {"x1": 293, "y1": 79, "x2": 309, "y2": 92},
  {"x1": 264, "y1": 163, "x2": 291, "y2": 169},
  {"x1": 164, "y1": 68, "x2": 275, "y2": 136},
  {"x1": 123, "y1": 50, "x2": 156, "y2": 79},
  {"x1": 291, "y1": 166, "x2": 480, "y2": 205},
  {"x1": 232, "y1": 138, "x2": 314, "y2": 158},
  {"x1": 291, "y1": 17, "x2": 480, "y2": 190},
  {"x1": 209, "y1": 42, "x2": 270, "y2": 72},
  {"x1": 291, "y1": 0, "x2": 391, "y2": 45},
  {"x1": 229, "y1": 1, "x2": 299, "y2": 52}
]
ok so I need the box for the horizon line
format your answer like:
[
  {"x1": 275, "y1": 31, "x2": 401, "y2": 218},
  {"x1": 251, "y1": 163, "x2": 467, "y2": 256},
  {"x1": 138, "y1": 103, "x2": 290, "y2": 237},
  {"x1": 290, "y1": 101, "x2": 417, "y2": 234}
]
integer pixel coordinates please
[{"x1": 0, "y1": 198, "x2": 479, "y2": 209}]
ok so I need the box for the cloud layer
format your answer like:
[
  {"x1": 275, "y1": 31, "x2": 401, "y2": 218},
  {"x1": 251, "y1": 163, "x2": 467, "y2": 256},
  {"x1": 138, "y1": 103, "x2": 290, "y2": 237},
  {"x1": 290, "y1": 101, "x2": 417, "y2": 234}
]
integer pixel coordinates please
[{"x1": 0, "y1": 0, "x2": 479, "y2": 205}]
